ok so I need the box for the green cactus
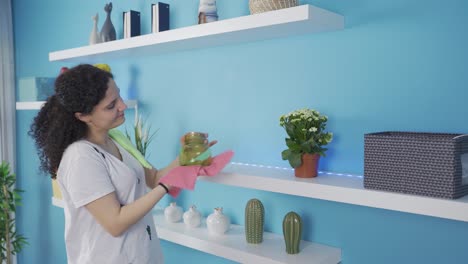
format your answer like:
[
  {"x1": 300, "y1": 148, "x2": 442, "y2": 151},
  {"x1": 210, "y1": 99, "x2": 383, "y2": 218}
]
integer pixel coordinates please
[
  {"x1": 282, "y1": 211, "x2": 302, "y2": 254},
  {"x1": 245, "y1": 198, "x2": 264, "y2": 244}
]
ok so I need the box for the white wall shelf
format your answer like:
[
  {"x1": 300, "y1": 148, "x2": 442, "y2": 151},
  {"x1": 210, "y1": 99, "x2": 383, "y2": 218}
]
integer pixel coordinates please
[
  {"x1": 52, "y1": 162, "x2": 468, "y2": 222},
  {"x1": 50, "y1": 203, "x2": 341, "y2": 263},
  {"x1": 199, "y1": 162, "x2": 468, "y2": 223},
  {"x1": 49, "y1": 5, "x2": 344, "y2": 63},
  {"x1": 152, "y1": 209, "x2": 341, "y2": 264},
  {"x1": 16, "y1": 99, "x2": 138, "y2": 110}
]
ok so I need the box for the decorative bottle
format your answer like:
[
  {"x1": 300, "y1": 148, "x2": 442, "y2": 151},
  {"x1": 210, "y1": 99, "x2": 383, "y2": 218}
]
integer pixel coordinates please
[
  {"x1": 89, "y1": 13, "x2": 101, "y2": 45},
  {"x1": 206, "y1": 207, "x2": 230, "y2": 235},
  {"x1": 282, "y1": 211, "x2": 302, "y2": 254},
  {"x1": 245, "y1": 198, "x2": 264, "y2": 244},
  {"x1": 164, "y1": 202, "x2": 183, "y2": 223},
  {"x1": 198, "y1": 0, "x2": 218, "y2": 24},
  {"x1": 100, "y1": 2, "x2": 116, "y2": 42},
  {"x1": 179, "y1": 132, "x2": 212, "y2": 166},
  {"x1": 183, "y1": 205, "x2": 202, "y2": 228}
]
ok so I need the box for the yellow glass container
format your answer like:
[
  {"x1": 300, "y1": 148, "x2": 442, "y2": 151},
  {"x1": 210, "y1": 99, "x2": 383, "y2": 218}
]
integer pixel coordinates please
[{"x1": 180, "y1": 132, "x2": 212, "y2": 166}]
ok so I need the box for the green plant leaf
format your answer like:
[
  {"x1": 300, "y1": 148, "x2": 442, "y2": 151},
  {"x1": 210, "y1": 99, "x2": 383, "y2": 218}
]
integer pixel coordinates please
[
  {"x1": 301, "y1": 141, "x2": 312, "y2": 153},
  {"x1": 289, "y1": 152, "x2": 303, "y2": 168},
  {"x1": 285, "y1": 138, "x2": 301, "y2": 152},
  {"x1": 281, "y1": 149, "x2": 291, "y2": 160},
  {"x1": 0, "y1": 160, "x2": 28, "y2": 258}
]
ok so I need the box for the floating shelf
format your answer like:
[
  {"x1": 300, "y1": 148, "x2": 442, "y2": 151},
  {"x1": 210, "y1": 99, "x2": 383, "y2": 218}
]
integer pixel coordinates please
[
  {"x1": 51, "y1": 162, "x2": 468, "y2": 222},
  {"x1": 49, "y1": 5, "x2": 344, "y2": 63},
  {"x1": 16, "y1": 99, "x2": 138, "y2": 110},
  {"x1": 50, "y1": 203, "x2": 341, "y2": 263},
  {"x1": 199, "y1": 163, "x2": 468, "y2": 222},
  {"x1": 153, "y1": 209, "x2": 341, "y2": 264}
]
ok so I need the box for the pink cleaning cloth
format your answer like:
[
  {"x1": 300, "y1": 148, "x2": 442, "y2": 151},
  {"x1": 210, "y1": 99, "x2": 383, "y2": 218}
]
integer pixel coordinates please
[{"x1": 159, "y1": 150, "x2": 234, "y2": 198}]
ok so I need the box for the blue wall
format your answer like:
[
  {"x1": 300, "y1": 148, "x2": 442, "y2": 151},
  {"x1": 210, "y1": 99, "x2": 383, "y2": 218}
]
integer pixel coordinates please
[{"x1": 13, "y1": 0, "x2": 468, "y2": 263}]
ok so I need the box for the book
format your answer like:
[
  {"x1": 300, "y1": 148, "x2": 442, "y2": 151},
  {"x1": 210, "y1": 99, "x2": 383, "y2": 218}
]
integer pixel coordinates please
[
  {"x1": 152, "y1": 2, "x2": 170, "y2": 33},
  {"x1": 123, "y1": 10, "x2": 141, "y2": 38},
  {"x1": 18, "y1": 77, "x2": 55, "y2": 101}
]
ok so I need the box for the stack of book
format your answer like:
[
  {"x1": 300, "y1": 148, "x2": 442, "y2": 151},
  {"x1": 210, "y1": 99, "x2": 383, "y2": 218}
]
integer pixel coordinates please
[{"x1": 122, "y1": 3, "x2": 169, "y2": 38}]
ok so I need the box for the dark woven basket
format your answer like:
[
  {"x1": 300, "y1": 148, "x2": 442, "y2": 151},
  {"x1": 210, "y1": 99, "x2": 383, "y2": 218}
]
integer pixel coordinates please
[{"x1": 364, "y1": 132, "x2": 468, "y2": 199}]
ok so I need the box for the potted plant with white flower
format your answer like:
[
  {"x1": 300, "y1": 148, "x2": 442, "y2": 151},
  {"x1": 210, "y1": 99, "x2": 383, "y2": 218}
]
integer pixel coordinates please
[{"x1": 279, "y1": 108, "x2": 333, "y2": 178}]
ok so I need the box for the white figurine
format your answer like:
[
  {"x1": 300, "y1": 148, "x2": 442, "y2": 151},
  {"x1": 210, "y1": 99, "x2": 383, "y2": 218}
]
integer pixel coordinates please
[
  {"x1": 183, "y1": 205, "x2": 202, "y2": 228},
  {"x1": 89, "y1": 13, "x2": 101, "y2": 45},
  {"x1": 206, "y1": 207, "x2": 230, "y2": 235},
  {"x1": 164, "y1": 202, "x2": 183, "y2": 223},
  {"x1": 198, "y1": 0, "x2": 218, "y2": 24}
]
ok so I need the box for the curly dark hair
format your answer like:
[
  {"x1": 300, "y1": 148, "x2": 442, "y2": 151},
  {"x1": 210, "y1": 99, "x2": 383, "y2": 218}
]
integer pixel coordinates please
[{"x1": 29, "y1": 64, "x2": 113, "y2": 178}]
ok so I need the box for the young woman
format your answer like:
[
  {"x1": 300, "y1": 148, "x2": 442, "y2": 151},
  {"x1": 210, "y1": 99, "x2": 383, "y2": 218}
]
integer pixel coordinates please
[{"x1": 30, "y1": 64, "x2": 178, "y2": 263}]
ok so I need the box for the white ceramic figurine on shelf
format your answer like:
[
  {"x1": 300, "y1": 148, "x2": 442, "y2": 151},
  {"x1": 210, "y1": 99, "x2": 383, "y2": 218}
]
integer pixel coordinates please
[
  {"x1": 198, "y1": 0, "x2": 218, "y2": 24},
  {"x1": 164, "y1": 202, "x2": 183, "y2": 223},
  {"x1": 206, "y1": 207, "x2": 230, "y2": 235},
  {"x1": 183, "y1": 205, "x2": 202, "y2": 228},
  {"x1": 89, "y1": 13, "x2": 101, "y2": 45}
]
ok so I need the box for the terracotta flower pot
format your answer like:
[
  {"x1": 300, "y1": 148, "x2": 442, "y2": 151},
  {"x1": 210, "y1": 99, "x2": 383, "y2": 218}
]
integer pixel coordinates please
[{"x1": 294, "y1": 153, "x2": 320, "y2": 178}]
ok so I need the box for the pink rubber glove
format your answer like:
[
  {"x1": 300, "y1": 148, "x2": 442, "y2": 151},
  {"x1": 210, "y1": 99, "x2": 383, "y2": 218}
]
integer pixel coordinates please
[{"x1": 159, "y1": 150, "x2": 234, "y2": 197}]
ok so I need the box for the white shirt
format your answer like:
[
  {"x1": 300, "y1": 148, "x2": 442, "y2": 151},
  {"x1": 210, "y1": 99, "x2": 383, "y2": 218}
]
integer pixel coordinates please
[{"x1": 57, "y1": 139, "x2": 163, "y2": 264}]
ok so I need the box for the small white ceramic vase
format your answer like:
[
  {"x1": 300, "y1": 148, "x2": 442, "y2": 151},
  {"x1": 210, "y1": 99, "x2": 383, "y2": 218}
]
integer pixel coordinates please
[
  {"x1": 183, "y1": 205, "x2": 202, "y2": 228},
  {"x1": 89, "y1": 13, "x2": 101, "y2": 45},
  {"x1": 164, "y1": 202, "x2": 183, "y2": 223},
  {"x1": 206, "y1": 207, "x2": 230, "y2": 235}
]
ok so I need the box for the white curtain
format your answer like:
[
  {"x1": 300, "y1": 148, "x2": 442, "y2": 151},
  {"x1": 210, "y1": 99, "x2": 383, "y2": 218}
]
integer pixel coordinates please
[
  {"x1": 0, "y1": 0, "x2": 16, "y2": 169},
  {"x1": 0, "y1": 1, "x2": 16, "y2": 262}
]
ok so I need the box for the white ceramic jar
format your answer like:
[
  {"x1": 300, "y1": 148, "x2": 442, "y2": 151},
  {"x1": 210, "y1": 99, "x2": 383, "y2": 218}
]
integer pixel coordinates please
[
  {"x1": 183, "y1": 205, "x2": 202, "y2": 228},
  {"x1": 206, "y1": 207, "x2": 230, "y2": 235},
  {"x1": 164, "y1": 202, "x2": 183, "y2": 223}
]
